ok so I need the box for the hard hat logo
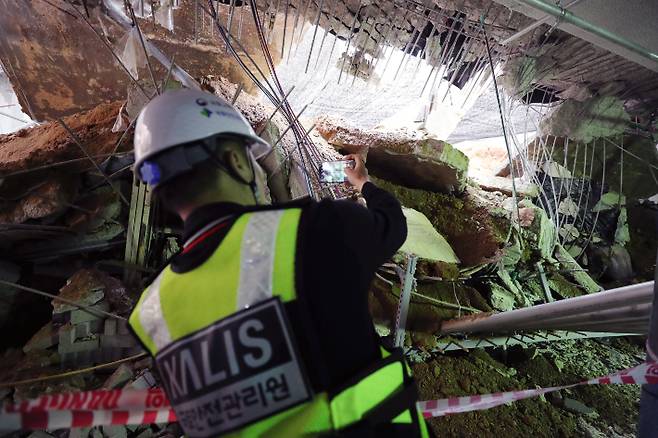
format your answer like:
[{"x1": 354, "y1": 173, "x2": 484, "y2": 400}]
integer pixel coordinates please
[{"x1": 200, "y1": 108, "x2": 213, "y2": 118}]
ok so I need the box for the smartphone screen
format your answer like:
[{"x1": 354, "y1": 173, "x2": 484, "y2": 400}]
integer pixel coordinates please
[{"x1": 319, "y1": 160, "x2": 355, "y2": 183}]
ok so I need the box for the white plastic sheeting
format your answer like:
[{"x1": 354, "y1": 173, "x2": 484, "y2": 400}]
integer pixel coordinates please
[
  {"x1": 0, "y1": 67, "x2": 34, "y2": 134},
  {"x1": 118, "y1": 27, "x2": 148, "y2": 79},
  {"x1": 154, "y1": 0, "x2": 175, "y2": 32}
]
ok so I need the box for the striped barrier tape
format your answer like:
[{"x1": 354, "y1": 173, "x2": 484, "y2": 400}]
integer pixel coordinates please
[
  {"x1": 1, "y1": 362, "x2": 656, "y2": 429},
  {"x1": 419, "y1": 361, "x2": 658, "y2": 418}
]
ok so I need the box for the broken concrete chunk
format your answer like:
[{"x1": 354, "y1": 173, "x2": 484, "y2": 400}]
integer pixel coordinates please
[
  {"x1": 488, "y1": 282, "x2": 516, "y2": 312},
  {"x1": 558, "y1": 83, "x2": 594, "y2": 102},
  {"x1": 542, "y1": 161, "x2": 572, "y2": 178},
  {"x1": 499, "y1": 55, "x2": 537, "y2": 97},
  {"x1": 65, "y1": 187, "x2": 122, "y2": 233},
  {"x1": 501, "y1": 235, "x2": 522, "y2": 267},
  {"x1": 0, "y1": 101, "x2": 129, "y2": 174},
  {"x1": 315, "y1": 115, "x2": 374, "y2": 155},
  {"x1": 518, "y1": 207, "x2": 536, "y2": 227},
  {"x1": 498, "y1": 269, "x2": 532, "y2": 308},
  {"x1": 563, "y1": 398, "x2": 596, "y2": 416},
  {"x1": 592, "y1": 192, "x2": 625, "y2": 212},
  {"x1": 554, "y1": 244, "x2": 602, "y2": 293},
  {"x1": 614, "y1": 208, "x2": 629, "y2": 246},
  {"x1": 529, "y1": 205, "x2": 557, "y2": 260},
  {"x1": 316, "y1": 116, "x2": 469, "y2": 193},
  {"x1": 558, "y1": 197, "x2": 579, "y2": 217},
  {"x1": 539, "y1": 96, "x2": 631, "y2": 143},
  {"x1": 103, "y1": 364, "x2": 134, "y2": 390},
  {"x1": 367, "y1": 138, "x2": 469, "y2": 194},
  {"x1": 399, "y1": 208, "x2": 459, "y2": 264},
  {"x1": 0, "y1": 174, "x2": 79, "y2": 224},
  {"x1": 548, "y1": 272, "x2": 586, "y2": 299},
  {"x1": 475, "y1": 175, "x2": 538, "y2": 198},
  {"x1": 372, "y1": 177, "x2": 505, "y2": 267},
  {"x1": 23, "y1": 322, "x2": 57, "y2": 353},
  {"x1": 53, "y1": 269, "x2": 106, "y2": 314}
]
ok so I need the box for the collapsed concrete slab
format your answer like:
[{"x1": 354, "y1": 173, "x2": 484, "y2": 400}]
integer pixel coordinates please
[
  {"x1": 316, "y1": 116, "x2": 469, "y2": 194},
  {"x1": 0, "y1": 101, "x2": 127, "y2": 174},
  {"x1": 372, "y1": 177, "x2": 505, "y2": 267}
]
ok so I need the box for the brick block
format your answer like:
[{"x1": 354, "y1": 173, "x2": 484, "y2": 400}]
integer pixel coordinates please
[
  {"x1": 100, "y1": 334, "x2": 136, "y2": 349},
  {"x1": 104, "y1": 319, "x2": 117, "y2": 336}
]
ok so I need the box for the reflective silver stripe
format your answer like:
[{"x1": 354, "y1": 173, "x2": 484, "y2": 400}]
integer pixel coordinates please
[
  {"x1": 236, "y1": 210, "x2": 284, "y2": 310},
  {"x1": 138, "y1": 272, "x2": 171, "y2": 351}
]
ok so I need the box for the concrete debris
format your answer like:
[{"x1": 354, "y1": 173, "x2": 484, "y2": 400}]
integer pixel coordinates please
[
  {"x1": 475, "y1": 175, "x2": 538, "y2": 198},
  {"x1": 562, "y1": 398, "x2": 596, "y2": 416},
  {"x1": 539, "y1": 96, "x2": 631, "y2": 143},
  {"x1": 22, "y1": 322, "x2": 57, "y2": 353},
  {"x1": 316, "y1": 116, "x2": 469, "y2": 193},
  {"x1": 517, "y1": 207, "x2": 536, "y2": 227},
  {"x1": 488, "y1": 281, "x2": 516, "y2": 312},
  {"x1": 372, "y1": 177, "x2": 505, "y2": 267},
  {"x1": 103, "y1": 363, "x2": 134, "y2": 389},
  {"x1": 0, "y1": 101, "x2": 129, "y2": 174},
  {"x1": 0, "y1": 174, "x2": 79, "y2": 224}
]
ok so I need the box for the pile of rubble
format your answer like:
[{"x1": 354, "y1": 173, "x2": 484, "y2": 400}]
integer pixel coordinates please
[
  {"x1": 0, "y1": 75, "x2": 649, "y2": 437},
  {"x1": 313, "y1": 116, "x2": 646, "y2": 436},
  {"x1": 314, "y1": 116, "x2": 609, "y2": 350}
]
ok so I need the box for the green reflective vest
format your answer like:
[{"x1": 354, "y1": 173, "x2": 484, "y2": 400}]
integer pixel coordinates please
[{"x1": 129, "y1": 208, "x2": 428, "y2": 438}]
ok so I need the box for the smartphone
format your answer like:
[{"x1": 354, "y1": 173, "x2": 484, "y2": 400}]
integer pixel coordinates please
[{"x1": 319, "y1": 160, "x2": 355, "y2": 183}]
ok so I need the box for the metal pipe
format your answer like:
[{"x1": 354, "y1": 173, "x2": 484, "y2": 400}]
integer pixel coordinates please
[
  {"x1": 441, "y1": 281, "x2": 654, "y2": 334},
  {"x1": 511, "y1": 302, "x2": 652, "y2": 330},
  {"x1": 509, "y1": 0, "x2": 658, "y2": 65},
  {"x1": 528, "y1": 317, "x2": 651, "y2": 333},
  {"x1": 501, "y1": 0, "x2": 584, "y2": 46}
]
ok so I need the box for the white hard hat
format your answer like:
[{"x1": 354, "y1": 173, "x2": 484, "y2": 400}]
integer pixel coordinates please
[{"x1": 133, "y1": 89, "x2": 271, "y2": 188}]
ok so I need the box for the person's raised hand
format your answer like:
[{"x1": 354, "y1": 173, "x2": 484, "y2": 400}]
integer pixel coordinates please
[{"x1": 344, "y1": 154, "x2": 369, "y2": 192}]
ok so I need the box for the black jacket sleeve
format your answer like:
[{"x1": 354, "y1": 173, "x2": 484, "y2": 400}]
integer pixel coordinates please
[
  {"x1": 295, "y1": 181, "x2": 407, "y2": 388},
  {"x1": 358, "y1": 181, "x2": 408, "y2": 263},
  {"x1": 322, "y1": 181, "x2": 407, "y2": 270}
]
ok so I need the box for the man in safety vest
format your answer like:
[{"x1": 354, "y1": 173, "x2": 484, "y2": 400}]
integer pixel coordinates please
[{"x1": 128, "y1": 89, "x2": 429, "y2": 438}]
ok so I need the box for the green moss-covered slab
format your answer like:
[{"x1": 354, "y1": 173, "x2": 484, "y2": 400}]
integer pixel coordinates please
[
  {"x1": 315, "y1": 116, "x2": 469, "y2": 193},
  {"x1": 368, "y1": 138, "x2": 469, "y2": 194},
  {"x1": 372, "y1": 177, "x2": 505, "y2": 267},
  {"x1": 498, "y1": 269, "x2": 532, "y2": 308},
  {"x1": 400, "y1": 207, "x2": 460, "y2": 264},
  {"x1": 488, "y1": 282, "x2": 516, "y2": 311},
  {"x1": 540, "y1": 96, "x2": 631, "y2": 143},
  {"x1": 548, "y1": 272, "x2": 586, "y2": 299},
  {"x1": 554, "y1": 244, "x2": 602, "y2": 294},
  {"x1": 535, "y1": 205, "x2": 557, "y2": 260}
]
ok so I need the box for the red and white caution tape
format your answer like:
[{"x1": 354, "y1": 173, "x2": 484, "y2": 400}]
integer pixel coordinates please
[
  {"x1": 2, "y1": 362, "x2": 656, "y2": 429},
  {"x1": 0, "y1": 388, "x2": 175, "y2": 430},
  {"x1": 419, "y1": 361, "x2": 658, "y2": 418}
]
